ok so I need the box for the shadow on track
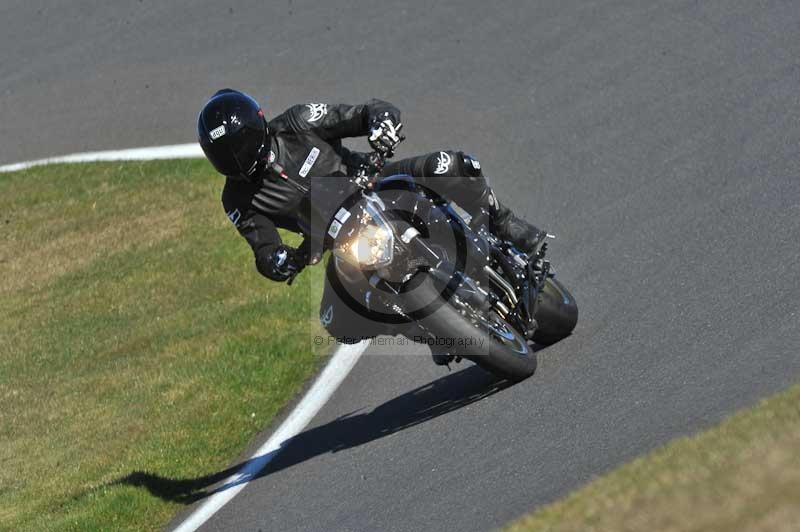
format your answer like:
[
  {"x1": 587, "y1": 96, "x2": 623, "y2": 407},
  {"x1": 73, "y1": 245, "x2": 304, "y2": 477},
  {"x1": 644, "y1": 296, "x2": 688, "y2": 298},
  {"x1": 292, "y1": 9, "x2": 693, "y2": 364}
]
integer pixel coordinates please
[{"x1": 113, "y1": 364, "x2": 510, "y2": 504}]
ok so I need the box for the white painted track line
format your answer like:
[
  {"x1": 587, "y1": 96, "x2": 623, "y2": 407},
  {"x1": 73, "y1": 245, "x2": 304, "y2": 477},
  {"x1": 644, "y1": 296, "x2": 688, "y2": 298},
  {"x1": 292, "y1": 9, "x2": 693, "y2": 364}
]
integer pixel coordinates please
[
  {"x1": 173, "y1": 341, "x2": 367, "y2": 532},
  {"x1": 0, "y1": 143, "x2": 202, "y2": 172},
  {"x1": 1, "y1": 145, "x2": 368, "y2": 531}
]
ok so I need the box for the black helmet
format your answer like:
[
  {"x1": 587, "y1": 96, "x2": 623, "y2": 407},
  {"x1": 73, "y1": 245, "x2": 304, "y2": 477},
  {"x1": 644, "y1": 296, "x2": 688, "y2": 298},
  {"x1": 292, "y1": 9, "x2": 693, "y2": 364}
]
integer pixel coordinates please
[{"x1": 198, "y1": 89, "x2": 268, "y2": 180}]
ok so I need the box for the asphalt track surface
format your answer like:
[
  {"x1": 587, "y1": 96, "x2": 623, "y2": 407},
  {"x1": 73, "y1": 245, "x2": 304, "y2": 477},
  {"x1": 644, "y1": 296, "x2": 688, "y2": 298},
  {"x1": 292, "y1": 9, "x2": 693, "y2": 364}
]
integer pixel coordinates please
[{"x1": 4, "y1": 1, "x2": 800, "y2": 530}]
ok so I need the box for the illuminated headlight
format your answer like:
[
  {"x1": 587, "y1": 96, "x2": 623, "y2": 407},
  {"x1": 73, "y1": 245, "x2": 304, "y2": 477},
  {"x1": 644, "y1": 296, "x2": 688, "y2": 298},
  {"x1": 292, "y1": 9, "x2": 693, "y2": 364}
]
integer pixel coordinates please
[{"x1": 336, "y1": 223, "x2": 394, "y2": 268}]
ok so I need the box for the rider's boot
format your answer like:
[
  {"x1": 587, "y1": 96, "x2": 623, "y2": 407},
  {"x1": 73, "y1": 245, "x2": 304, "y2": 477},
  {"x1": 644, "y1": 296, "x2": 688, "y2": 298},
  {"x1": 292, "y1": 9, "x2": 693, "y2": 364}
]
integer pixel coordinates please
[
  {"x1": 466, "y1": 186, "x2": 545, "y2": 255},
  {"x1": 492, "y1": 199, "x2": 546, "y2": 254}
]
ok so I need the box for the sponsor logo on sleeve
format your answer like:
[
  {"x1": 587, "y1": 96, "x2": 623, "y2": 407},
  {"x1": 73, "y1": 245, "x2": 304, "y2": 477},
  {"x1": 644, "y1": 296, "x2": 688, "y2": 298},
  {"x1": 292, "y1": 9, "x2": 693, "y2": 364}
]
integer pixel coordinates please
[{"x1": 305, "y1": 103, "x2": 328, "y2": 122}]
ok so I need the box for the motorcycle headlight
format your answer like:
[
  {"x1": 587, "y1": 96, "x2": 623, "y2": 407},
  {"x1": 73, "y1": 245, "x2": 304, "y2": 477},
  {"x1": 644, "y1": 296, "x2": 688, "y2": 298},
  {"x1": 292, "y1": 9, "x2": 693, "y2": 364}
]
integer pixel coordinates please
[
  {"x1": 354, "y1": 224, "x2": 393, "y2": 266},
  {"x1": 334, "y1": 210, "x2": 394, "y2": 268}
]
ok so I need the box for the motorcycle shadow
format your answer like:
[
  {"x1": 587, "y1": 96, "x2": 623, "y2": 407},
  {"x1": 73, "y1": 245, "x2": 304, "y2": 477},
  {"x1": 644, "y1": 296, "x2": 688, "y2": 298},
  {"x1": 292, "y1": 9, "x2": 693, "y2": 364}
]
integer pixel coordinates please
[{"x1": 112, "y1": 364, "x2": 510, "y2": 505}]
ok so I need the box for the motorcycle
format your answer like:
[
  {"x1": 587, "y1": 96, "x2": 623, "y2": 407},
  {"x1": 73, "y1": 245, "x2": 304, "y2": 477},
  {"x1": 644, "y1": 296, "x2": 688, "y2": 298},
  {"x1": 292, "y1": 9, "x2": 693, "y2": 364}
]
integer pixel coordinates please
[{"x1": 288, "y1": 150, "x2": 578, "y2": 382}]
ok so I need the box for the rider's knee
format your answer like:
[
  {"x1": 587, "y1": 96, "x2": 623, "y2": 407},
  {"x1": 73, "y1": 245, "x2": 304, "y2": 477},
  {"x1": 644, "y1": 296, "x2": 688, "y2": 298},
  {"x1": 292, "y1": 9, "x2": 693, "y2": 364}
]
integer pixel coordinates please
[
  {"x1": 422, "y1": 150, "x2": 460, "y2": 177},
  {"x1": 460, "y1": 153, "x2": 484, "y2": 178},
  {"x1": 421, "y1": 150, "x2": 482, "y2": 177},
  {"x1": 420, "y1": 150, "x2": 487, "y2": 199}
]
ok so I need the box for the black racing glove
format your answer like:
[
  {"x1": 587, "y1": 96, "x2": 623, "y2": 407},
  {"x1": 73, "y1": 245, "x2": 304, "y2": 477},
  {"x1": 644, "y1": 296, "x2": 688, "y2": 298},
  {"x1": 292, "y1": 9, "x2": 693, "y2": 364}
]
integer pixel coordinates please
[
  {"x1": 368, "y1": 112, "x2": 404, "y2": 155},
  {"x1": 269, "y1": 245, "x2": 305, "y2": 283}
]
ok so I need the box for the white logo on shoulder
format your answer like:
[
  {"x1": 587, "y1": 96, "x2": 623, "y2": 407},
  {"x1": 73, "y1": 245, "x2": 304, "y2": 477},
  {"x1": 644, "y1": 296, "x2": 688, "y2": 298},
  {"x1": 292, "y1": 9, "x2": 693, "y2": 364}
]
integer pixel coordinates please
[
  {"x1": 305, "y1": 103, "x2": 328, "y2": 122},
  {"x1": 299, "y1": 146, "x2": 320, "y2": 177},
  {"x1": 434, "y1": 151, "x2": 452, "y2": 174},
  {"x1": 226, "y1": 209, "x2": 241, "y2": 227},
  {"x1": 209, "y1": 125, "x2": 226, "y2": 140}
]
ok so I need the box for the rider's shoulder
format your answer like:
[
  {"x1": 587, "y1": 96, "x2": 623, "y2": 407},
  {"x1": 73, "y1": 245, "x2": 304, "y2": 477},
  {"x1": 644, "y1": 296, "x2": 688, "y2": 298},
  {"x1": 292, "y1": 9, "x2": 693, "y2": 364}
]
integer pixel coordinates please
[{"x1": 275, "y1": 102, "x2": 330, "y2": 132}]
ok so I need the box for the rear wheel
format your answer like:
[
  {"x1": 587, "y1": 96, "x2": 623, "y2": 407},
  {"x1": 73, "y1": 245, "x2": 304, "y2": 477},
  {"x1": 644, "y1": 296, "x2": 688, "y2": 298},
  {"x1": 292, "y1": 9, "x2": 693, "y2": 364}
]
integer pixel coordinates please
[
  {"x1": 532, "y1": 277, "x2": 578, "y2": 345},
  {"x1": 405, "y1": 274, "x2": 537, "y2": 382}
]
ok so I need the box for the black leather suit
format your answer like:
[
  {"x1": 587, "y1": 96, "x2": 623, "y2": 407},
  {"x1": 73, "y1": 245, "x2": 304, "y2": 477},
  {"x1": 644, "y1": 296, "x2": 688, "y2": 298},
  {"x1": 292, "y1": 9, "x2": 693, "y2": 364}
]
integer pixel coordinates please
[{"x1": 221, "y1": 100, "x2": 540, "y2": 282}]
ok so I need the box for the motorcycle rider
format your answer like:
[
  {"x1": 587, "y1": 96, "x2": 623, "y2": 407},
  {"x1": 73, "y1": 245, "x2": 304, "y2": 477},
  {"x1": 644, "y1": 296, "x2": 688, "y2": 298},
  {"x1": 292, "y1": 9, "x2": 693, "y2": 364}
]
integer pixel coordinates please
[{"x1": 198, "y1": 89, "x2": 543, "y2": 351}]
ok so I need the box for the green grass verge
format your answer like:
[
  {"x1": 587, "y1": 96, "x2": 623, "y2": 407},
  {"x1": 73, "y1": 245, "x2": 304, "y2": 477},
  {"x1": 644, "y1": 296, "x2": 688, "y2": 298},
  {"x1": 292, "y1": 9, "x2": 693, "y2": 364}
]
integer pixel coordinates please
[
  {"x1": 507, "y1": 383, "x2": 800, "y2": 532},
  {"x1": 0, "y1": 160, "x2": 326, "y2": 531}
]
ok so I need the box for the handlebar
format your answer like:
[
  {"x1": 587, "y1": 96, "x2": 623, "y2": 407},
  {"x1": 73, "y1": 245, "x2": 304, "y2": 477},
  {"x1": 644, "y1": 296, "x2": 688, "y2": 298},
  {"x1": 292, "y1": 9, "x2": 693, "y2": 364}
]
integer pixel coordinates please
[
  {"x1": 286, "y1": 145, "x2": 403, "y2": 285},
  {"x1": 354, "y1": 148, "x2": 401, "y2": 190}
]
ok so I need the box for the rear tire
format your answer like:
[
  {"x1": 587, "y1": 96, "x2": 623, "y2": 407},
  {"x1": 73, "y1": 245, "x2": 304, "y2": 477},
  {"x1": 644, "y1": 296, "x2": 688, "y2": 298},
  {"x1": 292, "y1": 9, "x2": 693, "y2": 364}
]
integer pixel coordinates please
[
  {"x1": 532, "y1": 277, "x2": 578, "y2": 345},
  {"x1": 405, "y1": 274, "x2": 537, "y2": 382}
]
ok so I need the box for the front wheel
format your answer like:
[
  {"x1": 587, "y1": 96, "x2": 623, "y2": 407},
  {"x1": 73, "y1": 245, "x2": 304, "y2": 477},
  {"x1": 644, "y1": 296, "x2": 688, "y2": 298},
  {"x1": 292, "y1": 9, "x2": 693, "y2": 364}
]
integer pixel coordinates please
[{"x1": 404, "y1": 275, "x2": 537, "y2": 382}]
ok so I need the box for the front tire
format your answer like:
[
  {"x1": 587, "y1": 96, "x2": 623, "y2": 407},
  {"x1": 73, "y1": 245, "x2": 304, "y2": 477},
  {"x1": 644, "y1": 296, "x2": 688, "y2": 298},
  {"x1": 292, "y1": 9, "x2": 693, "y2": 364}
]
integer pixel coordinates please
[{"x1": 405, "y1": 275, "x2": 537, "y2": 382}]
